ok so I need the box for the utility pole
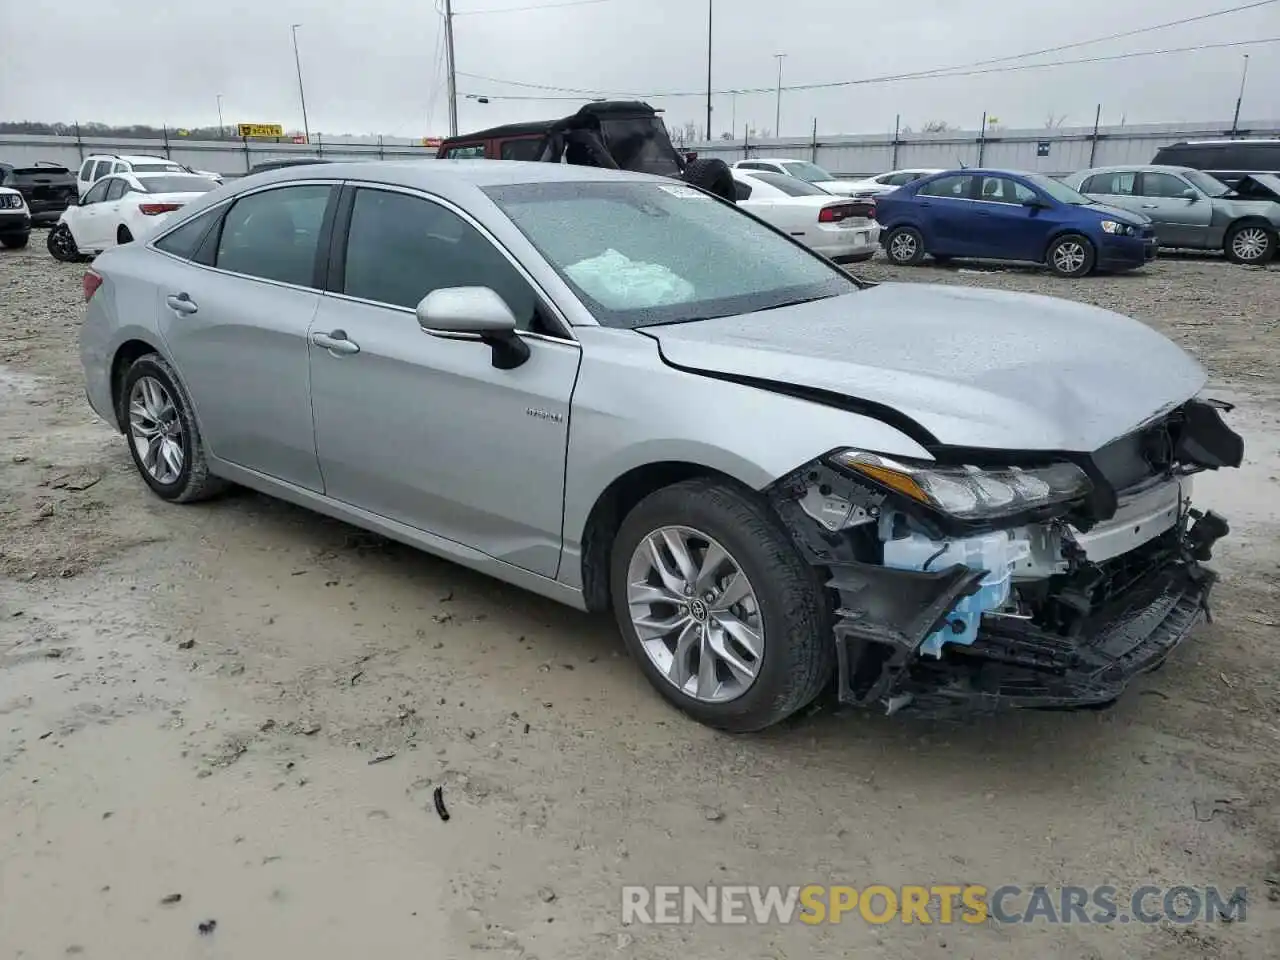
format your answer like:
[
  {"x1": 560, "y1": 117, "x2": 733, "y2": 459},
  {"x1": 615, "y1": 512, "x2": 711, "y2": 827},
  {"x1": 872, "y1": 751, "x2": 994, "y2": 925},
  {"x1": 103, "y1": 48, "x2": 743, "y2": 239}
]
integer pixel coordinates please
[
  {"x1": 444, "y1": 0, "x2": 459, "y2": 136},
  {"x1": 730, "y1": 91, "x2": 736, "y2": 139},
  {"x1": 1230, "y1": 54, "x2": 1250, "y2": 137},
  {"x1": 291, "y1": 24, "x2": 311, "y2": 144},
  {"x1": 774, "y1": 53, "x2": 786, "y2": 137},
  {"x1": 704, "y1": 1, "x2": 713, "y2": 141},
  {"x1": 216, "y1": 94, "x2": 224, "y2": 138}
]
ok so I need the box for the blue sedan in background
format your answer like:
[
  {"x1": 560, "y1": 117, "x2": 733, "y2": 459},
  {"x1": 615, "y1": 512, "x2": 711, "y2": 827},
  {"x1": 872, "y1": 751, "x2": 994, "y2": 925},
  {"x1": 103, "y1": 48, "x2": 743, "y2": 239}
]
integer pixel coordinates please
[{"x1": 875, "y1": 169, "x2": 1157, "y2": 278}]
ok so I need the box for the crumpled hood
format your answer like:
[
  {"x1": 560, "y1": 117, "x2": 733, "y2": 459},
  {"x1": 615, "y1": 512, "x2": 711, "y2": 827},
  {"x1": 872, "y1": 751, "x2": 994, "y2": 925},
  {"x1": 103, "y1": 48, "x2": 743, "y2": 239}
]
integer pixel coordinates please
[{"x1": 644, "y1": 283, "x2": 1207, "y2": 453}]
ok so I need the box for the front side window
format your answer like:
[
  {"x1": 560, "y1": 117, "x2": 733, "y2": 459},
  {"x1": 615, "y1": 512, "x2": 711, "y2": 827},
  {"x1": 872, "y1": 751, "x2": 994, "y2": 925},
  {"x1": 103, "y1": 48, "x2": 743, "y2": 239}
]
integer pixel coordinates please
[
  {"x1": 216, "y1": 184, "x2": 332, "y2": 287},
  {"x1": 91, "y1": 160, "x2": 112, "y2": 182},
  {"x1": 104, "y1": 178, "x2": 126, "y2": 202},
  {"x1": 485, "y1": 180, "x2": 856, "y2": 328},
  {"x1": 1182, "y1": 170, "x2": 1231, "y2": 198},
  {"x1": 1140, "y1": 173, "x2": 1192, "y2": 199},
  {"x1": 341, "y1": 188, "x2": 539, "y2": 328},
  {"x1": 442, "y1": 143, "x2": 486, "y2": 159},
  {"x1": 917, "y1": 175, "x2": 973, "y2": 198},
  {"x1": 82, "y1": 180, "x2": 111, "y2": 204},
  {"x1": 978, "y1": 176, "x2": 1036, "y2": 204}
]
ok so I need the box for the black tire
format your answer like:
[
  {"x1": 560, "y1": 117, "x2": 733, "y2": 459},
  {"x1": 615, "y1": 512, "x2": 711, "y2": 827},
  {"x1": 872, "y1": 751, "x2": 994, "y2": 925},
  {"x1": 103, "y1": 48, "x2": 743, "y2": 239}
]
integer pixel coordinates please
[
  {"x1": 1223, "y1": 221, "x2": 1276, "y2": 265},
  {"x1": 1, "y1": 234, "x2": 29, "y2": 249},
  {"x1": 46, "y1": 223, "x2": 80, "y2": 262},
  {"x1": 884, "y1": 226, "x2": 926, "y2": 265},
  {"x1": 682, "y1": 158, "x2": 735, "y2": 202},
  {"x1": 931, "y1": 254, "x2": 953, "y2": 266},
  {"x1": 841, "y1": 251, "x2": 875, "y2": 264},
  {"x1": 117, "y1": 225, "x2": 134, "y2": 245},
  {"x1": 1046, "y1": 233, "x2": 1096, "y2": 278},
  {"x1": 609, "y1": 478, "x2": 834, "y2": 732},
  {"x1": 119, "y1": 353, "x2": 226, "y2": 503}
]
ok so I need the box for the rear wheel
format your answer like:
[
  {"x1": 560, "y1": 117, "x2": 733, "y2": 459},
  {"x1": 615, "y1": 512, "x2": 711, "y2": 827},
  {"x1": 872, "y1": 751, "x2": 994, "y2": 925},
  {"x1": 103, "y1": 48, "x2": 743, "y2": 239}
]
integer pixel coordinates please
[
  {"x1": 1, "y1": 234, "x2": 28, "y2": 249},
  {"x1": 46, "y1": 223, "x2": 80, "y2": 262},
  {"x1": 120, "y1": 353, "x2": 226, "y2": 503},
  {"x1": 609, "y1": 479, "x2": 833, "y2": 732},
  {"x1": 1046, "y1": 233, "x2": 1095, "y2": 278},
  {"x1": 885, "y1": 226, "x2": 925, "y2": 265},
  {"x1": 1224, "y1": 222, "x2": 1275, "y2": 265}
]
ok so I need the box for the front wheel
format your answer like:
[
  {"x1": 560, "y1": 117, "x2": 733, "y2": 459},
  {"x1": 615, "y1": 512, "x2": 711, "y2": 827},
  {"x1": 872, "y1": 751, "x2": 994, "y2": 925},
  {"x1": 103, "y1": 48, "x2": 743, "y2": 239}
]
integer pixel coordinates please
[
  {"x1": 1046, "y1": 233, "x2": 1095, "y2": 278},
  {"x1": 884, "y1": 226, "x2": 926, "y2": 265},
  {"x1": 609, "y1": 479, "x2": 833, "y2": 732},
  {"x1": 1224, "y1": 222, "x2": 1276, "y2": 265},
  {"x1": 46, "y1": 223, "x2": 81, "y2": 262}
]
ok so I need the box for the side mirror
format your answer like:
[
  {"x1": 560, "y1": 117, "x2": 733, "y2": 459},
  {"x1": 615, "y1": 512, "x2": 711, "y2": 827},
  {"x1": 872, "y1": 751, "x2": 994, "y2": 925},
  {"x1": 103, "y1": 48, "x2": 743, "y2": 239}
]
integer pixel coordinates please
[
  {"x1": 1021, "y1": 196, "x2": 1045, "y2": 209},
  {"x1": 416, "y1": 286, "x2": 530, "y2": 370},
  {"x1": 1181, "y1": 188, "x2": 1199, "y2": 201}
]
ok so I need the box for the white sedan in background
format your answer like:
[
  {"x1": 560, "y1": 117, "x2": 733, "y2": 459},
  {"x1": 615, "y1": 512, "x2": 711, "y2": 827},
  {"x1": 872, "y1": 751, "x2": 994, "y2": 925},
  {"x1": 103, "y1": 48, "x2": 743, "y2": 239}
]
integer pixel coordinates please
[
  {"x1": 731, "y1": 158, "x2": 863, "y2": 196},
  {"x1": 732, "y1": 169, "x2": 880, "y2": 263},
  {"x1": 841, "y1": 168, "x2": 945, "y2": 198},
  {"x1": 47, "y1": 172, "x2": 220, "y2": 261}
]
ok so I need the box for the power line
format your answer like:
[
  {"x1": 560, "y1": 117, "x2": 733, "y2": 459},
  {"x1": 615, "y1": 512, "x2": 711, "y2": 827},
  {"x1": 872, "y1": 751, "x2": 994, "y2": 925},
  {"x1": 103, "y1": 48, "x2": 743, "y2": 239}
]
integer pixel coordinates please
[
  {"x1": 456, "y1": 0, "x2": 1279, "y2": 98},
  {"x1": 453, "y1": 0, "x2": 615, "y2": 16},
  {"x1": 457, "y1": 36, "x2": 1280, "y2": 101}
]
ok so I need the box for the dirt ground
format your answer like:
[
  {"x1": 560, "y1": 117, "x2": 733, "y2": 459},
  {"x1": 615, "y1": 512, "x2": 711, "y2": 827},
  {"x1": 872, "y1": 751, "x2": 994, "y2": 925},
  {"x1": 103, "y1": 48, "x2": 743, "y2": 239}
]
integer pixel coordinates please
[{"x1": 2, "y1": 240, "x2": 1278, "y2": 959}]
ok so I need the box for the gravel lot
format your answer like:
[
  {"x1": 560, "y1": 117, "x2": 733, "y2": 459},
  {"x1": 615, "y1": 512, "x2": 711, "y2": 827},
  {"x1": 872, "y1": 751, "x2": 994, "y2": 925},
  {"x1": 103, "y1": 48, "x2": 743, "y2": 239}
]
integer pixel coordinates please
[{"x1": 2, "y1": 241, "x2": 1279, "y2": 958}]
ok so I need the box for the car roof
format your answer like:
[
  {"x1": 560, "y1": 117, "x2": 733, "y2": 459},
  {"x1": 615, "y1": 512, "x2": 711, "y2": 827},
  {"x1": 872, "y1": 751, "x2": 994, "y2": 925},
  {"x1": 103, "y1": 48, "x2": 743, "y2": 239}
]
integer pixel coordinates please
[
  {"x1": 1164, "y1": 139, "x2": 1280, "y2": 146},
  {"x1": 1074, "y1": 164, "x2": 1196, "y2": 174},
  {"x1": 442, "y1": 120, "x2": 552, "y2": 142},
  {"x1": 85, "y1": 154, "x2": 177, "y2": 164},
  {"x1": 240, "y1": 158, "x2": 663, "y2": 189},
  {"x1": 735, "y1": 158, "x2": 811, "y2": 164}
]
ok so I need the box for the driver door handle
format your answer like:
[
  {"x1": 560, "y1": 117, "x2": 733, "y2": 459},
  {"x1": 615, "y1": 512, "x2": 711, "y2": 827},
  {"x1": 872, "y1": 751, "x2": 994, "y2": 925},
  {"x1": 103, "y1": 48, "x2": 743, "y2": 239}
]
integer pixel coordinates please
[
  {"x1": 1140, "y1": 204, "x2": 1159, "y2": 209},
  {"x1": 311, "y1": 329, "x2": 360, "y2": 356},
  {"x1": 165, "y1": 293, "x2": 198, "y2": 315}
]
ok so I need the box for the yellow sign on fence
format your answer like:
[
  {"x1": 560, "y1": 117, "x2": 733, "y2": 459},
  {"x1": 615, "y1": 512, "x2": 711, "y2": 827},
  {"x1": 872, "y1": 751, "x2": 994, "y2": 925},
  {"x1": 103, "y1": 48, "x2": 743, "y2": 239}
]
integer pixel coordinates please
[{"x1": 237, "y1": 123, "x2": 284, "y2": 139}]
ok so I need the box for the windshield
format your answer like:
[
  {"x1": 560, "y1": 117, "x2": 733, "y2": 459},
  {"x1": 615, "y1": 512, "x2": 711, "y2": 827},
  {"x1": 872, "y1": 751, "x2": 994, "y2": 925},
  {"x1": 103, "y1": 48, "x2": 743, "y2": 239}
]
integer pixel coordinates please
[
  {"x1": 485, "y1": 181, "x2": 856, "y2": 328},
  {"x1": 780, "y1": 161, "x2": 836, "y2": 183},
  {"x1": 139, "y1": 175, "x2": 218, "y2": 194},
  {"x1": 1183, "y1": 170, "x2": 1232, "y2": 198},
  {"x1": 748, "y1": 170, "x2": 832, "y2": 197},
  {"x1": 1026, "y1": 174, "x2": 1092, "y2": 205}
]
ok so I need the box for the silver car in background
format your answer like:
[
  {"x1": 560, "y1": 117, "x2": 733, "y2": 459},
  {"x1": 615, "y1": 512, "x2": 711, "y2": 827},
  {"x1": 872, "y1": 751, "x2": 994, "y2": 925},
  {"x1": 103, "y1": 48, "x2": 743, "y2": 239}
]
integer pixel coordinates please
[
  {"x1": 79, "y1": 160, "x2": 1242, "y2": 731},
  {"x1": 1062, "y1": 164, "x2": 1279, "y2": 265}
]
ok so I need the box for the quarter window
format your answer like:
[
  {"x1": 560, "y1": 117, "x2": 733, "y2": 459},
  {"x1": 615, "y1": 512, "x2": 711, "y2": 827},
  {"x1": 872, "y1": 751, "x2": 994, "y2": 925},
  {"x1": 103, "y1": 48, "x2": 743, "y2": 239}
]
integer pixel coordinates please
[
  {"x1": 340, "y1": 187, "x2": 539, "y2": 330},
  {"x1": 917, "y1": 175, "x2": 973, "y2": 198},
  {"x1": 215, "y1": 184, "x2": 332, "y2": 286}
]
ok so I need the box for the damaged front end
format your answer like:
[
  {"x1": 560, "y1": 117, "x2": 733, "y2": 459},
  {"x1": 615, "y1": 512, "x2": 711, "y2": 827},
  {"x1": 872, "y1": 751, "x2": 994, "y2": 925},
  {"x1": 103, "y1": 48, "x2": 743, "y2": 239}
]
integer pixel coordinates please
[{"x1": 768, "y1": 398, "x2": 1244, "y2": 719}]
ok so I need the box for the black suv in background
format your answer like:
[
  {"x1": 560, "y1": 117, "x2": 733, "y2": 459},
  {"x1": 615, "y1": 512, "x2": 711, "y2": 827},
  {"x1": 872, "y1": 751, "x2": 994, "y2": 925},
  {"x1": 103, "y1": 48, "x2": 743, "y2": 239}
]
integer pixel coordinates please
[
  {"x1": 1151, "y1": 139, "x2": 1280, "y2": 189},
  {"x1": 0, "y1": 161, "x2": 77, "y2": 224}
]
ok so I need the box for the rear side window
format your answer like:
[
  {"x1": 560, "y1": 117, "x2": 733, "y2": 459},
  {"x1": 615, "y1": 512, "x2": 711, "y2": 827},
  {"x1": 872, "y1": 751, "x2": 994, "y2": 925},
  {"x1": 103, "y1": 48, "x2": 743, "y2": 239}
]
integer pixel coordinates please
[
  {"x1": 154, "y1": 208, "x2": 222, "y2": 260},
  {"x1": 340, "y1": 187, "x2": 538, "y2": 328},
  {"x1": 499, "y1": 138, "x2": 542, "y2": 161},
  {"x1": 91, "y1": 160, "x2": 113, "y2": 181},
  {"x1": 442, "y1": 143, "x2": 486, "y2": 159},
  {"x1": 917, "y1": 175, "x2": 973, "y2": 198},
  {"x1": 215, "y1": 184, "x2": 332, "y2": 287},
  {"x1": 1081, "y1": 171, "x2": 1135, "y2": 195}
]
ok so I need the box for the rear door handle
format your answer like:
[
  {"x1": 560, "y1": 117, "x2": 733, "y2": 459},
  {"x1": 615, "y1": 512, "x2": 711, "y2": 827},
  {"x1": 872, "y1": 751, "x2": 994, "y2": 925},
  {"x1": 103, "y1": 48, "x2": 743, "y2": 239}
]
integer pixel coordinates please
[
  {"x1": 165, "y1": 293, "x2": 198, "y2": 315},
  {"x1": 311, "y1": 329, "x2": 360, "y2": 356},
  {"x1": 1140, "y1": 204, "x2": 1158, "y2": 209}
]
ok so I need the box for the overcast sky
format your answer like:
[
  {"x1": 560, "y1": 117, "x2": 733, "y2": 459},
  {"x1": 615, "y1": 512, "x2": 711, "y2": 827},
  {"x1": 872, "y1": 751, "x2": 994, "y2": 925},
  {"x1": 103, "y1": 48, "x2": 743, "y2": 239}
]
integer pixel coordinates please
[{"x1": 0, "y1": 0, "x2": 1276, "y2": 138}]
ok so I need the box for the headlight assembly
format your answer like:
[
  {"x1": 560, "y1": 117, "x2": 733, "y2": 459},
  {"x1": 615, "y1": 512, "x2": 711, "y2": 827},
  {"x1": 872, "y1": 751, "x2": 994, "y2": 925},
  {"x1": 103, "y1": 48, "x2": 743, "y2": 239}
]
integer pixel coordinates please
[
  {"x1": 830, "y1": 450, "x2": 1092, "y2": 521},
  {"x1": 1100, "y1": 220, "x2": 1134, "y2": 236}
]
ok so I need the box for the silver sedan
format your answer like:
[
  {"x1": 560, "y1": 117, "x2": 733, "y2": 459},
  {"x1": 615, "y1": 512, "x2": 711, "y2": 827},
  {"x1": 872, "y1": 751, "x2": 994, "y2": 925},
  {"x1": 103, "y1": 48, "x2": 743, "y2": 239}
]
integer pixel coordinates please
[{"x1": 80, "y1": 160, "x2": 1241, "y2": 730}]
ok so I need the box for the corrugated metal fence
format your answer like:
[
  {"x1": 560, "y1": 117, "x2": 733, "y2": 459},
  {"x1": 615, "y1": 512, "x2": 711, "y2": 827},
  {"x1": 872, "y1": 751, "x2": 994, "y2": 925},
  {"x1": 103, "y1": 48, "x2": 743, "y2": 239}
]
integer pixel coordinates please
[{"x1": 1, "y1": 117, "x2": 1277, "y2": 178}]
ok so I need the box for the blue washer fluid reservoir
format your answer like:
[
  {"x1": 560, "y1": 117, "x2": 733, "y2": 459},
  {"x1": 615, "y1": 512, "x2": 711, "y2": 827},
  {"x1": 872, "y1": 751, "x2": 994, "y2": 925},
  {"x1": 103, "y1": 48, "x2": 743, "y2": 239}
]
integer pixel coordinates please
[{"x1": 879, "y1": 521, "x2": 1032, "y2": 658}]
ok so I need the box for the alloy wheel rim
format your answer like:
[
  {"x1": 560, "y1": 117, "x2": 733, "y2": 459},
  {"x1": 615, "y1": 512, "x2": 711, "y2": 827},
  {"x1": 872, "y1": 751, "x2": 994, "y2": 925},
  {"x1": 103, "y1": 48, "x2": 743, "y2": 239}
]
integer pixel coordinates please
[
  {"x1": 1054, "y1": 241, "x2": 1085, "y2": 273},
  {"x1": 626, "y1": 525, "x2": 765, "y2": 704},
  {"x1": 128, "y1": 376, "x2": 185, "y2": 485},
  {"x1": 890, "y1": 232, "x2": 916, "y2": 261},
  {"x1": 51, "y1": 226, "x2": 74, "y2": 258},
  {"x1": 1232, "y1": 228, "x2": 1268, "y2": 262}
]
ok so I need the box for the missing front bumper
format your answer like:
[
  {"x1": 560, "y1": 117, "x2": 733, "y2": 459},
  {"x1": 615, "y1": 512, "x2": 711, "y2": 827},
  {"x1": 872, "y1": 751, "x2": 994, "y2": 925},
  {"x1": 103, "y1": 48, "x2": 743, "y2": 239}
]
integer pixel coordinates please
[{"x1": 830, "y1": 515, "x2": 1226, "y2": 719}]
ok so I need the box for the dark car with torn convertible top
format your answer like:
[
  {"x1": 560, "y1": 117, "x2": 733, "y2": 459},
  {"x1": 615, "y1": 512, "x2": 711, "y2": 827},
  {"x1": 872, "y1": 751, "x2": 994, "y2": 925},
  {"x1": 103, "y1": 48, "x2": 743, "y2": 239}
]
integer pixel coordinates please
[{"x1": 79, "y1": 161, "x2": 1243, "y2": 732}]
